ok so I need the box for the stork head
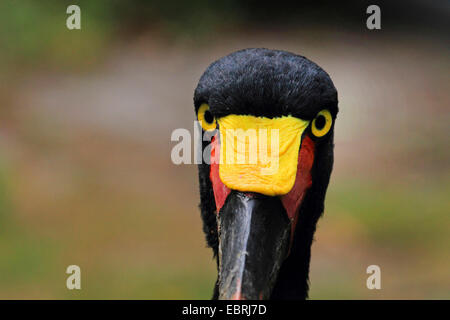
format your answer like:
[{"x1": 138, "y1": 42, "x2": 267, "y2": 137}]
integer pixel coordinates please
[{"x1": 194, "y1": 48, "x2": 338, "y2": 300}]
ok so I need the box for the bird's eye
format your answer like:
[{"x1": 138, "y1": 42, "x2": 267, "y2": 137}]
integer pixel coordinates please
[
  {"x1": 197, "y1": 103, "x2": 217, "y2": 131},
  {"x1": 312, "y1": 109, "x2": 332, "y2": 137}
]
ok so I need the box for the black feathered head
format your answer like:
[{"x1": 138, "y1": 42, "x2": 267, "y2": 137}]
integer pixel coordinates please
[{"x1": 194, "y1": 48, "x2": 338, "y2": 300}]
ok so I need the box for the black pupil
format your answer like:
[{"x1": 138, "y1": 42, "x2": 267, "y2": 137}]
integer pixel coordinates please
[
  {"x1": 315, "y1": 115, "x2": 326, "y2": 130},
  {"x1": 204, "y1": 110, "x2": 214, "y2": 124}
]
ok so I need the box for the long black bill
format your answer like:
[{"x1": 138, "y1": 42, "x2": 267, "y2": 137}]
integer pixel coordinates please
[{"x1": 217, "y1": 191, "x2": 291, "y2": 300}]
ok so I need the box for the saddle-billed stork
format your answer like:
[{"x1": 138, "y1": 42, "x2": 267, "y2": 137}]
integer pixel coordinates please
[{"x1": 194, "y1": 48, "x2": 338, "y2": 300}]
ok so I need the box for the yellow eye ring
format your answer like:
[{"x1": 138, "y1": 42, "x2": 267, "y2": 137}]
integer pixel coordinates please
[
  {"x1": 311, "y1": 109, "x2": 332, "y2": 137},
  {"x1": 197, "y1": 103, "x2": 217, "y2": 131}
]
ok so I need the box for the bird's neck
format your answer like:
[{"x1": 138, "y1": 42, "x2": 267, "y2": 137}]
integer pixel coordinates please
[
  {"x1": 270, "y1": 151, "x2": 330, "y2": 299},
  {"x1": 270, "y1": 222, "x2": 316, "y2": 299}
]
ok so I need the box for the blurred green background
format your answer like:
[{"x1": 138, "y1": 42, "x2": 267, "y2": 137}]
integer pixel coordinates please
[{"x1": 0, "y1": 1, "x2": 449, "y2": 299}]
